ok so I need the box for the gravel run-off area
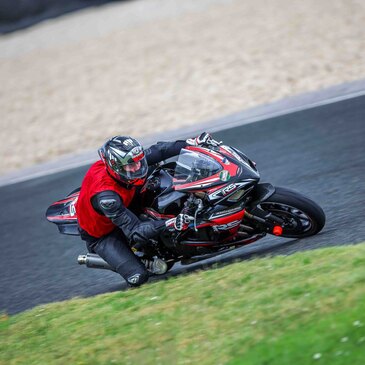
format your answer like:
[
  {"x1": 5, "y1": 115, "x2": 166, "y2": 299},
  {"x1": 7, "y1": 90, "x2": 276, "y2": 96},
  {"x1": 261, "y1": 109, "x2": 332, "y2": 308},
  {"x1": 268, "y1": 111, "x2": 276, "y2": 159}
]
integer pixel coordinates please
[{"x1": 0, "y1": 0, "x2": 364, "y2": 175}]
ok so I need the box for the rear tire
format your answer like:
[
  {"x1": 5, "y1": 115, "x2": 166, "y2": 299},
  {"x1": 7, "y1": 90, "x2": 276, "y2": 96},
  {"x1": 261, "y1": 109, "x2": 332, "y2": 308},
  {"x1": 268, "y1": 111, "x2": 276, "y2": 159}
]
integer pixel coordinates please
[{"x1": 259, "y1": 187, "x2": 325, "y2": 238}]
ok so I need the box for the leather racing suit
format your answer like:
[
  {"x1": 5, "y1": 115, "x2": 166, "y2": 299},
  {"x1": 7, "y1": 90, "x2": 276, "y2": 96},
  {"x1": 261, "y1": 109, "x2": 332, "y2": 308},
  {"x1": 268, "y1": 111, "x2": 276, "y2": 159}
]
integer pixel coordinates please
[{"x1": 76, "y1": 140, "x2": 187, "y2": 286}]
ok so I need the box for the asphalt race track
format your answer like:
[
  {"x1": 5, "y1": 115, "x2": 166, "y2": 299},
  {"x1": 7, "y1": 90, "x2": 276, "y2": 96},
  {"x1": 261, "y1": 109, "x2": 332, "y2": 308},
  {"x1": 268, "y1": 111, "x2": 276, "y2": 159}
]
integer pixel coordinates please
[
  {"x1": 1, "y1": 95, "x2": 364, "y2": 314},
  {"x1": 0, "y1": 0, "x2": 119, "y2": 34}
]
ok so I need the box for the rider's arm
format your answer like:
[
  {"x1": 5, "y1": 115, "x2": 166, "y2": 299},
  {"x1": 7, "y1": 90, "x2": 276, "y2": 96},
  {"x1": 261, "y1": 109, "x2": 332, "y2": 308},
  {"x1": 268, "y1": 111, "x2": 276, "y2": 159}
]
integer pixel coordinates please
[
  {"x1": 91, "y1": 191, "x2": 165, "y2": 244},
  {"x1": 144, "y1": 133, "x2": 220, "y2": 165},
  {"x1": 144, "y1": 140, "x2": 187, "y2": 165}
]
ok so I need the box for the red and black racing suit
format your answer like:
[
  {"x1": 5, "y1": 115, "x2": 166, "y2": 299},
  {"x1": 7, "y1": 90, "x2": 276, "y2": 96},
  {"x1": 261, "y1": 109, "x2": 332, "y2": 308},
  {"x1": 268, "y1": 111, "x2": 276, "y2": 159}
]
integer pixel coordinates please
[{"x1": 76, "y1": 140, "x2": 187, "y2": 286}]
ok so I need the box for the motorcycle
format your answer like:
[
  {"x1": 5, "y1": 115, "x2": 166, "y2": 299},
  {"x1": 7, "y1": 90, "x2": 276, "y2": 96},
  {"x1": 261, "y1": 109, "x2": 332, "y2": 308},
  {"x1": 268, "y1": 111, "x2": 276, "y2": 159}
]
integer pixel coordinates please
[{"x1": 46, "y1": 142, "x2": 325, "y2": 275}]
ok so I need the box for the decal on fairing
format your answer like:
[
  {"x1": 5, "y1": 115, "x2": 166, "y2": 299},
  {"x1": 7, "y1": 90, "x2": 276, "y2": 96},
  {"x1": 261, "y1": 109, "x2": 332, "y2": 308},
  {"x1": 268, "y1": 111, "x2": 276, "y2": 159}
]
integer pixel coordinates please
[
  {"x1": 69, "y1": 196, "x2": 78, "y2": 216},
  {"x1": 212, "y1": 220, "x2": 241, "y2": 231},
  {"x1": 208, "y1": 181, "x2": 253, "y2": 201},
  {"x1": 208, "y1": 183, "x2": 236, "y2": 200},
  {"x1": 219, "y1": 170, "x2": 231, "y2": 182}
]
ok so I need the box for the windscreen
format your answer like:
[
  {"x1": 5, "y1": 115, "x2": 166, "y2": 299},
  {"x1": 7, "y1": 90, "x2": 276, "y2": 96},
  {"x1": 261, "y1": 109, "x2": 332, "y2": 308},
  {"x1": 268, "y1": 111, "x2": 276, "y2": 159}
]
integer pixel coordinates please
[{"x1": 173, "y1": 149, "x2": 222, "y2": 185}]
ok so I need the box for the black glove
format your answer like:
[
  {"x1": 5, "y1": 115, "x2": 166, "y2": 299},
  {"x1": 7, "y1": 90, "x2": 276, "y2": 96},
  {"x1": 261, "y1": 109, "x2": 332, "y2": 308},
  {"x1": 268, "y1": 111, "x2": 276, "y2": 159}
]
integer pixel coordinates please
[{"x1": 165, "y1": 214, "x2": 193, "y2": 231}]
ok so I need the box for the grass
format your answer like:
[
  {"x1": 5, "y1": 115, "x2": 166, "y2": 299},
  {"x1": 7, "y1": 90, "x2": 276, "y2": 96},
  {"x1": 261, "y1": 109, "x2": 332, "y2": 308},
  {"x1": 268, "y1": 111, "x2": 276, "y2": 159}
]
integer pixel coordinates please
[{"x1": 1, "y1": 243, "x2": 365, "y2": 365}]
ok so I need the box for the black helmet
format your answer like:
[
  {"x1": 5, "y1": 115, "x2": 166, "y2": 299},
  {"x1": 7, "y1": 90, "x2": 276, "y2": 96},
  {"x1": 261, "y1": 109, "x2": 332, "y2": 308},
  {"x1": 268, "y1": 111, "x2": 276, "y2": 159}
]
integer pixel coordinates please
[{"x1": 98, "y1": 136, "x2": 148, "y2": 186}]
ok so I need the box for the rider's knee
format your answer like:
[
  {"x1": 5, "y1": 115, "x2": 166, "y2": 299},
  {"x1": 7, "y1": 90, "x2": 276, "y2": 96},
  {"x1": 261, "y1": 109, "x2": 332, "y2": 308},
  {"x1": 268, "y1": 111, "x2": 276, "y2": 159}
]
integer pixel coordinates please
[
  {"x1": 116, "y1": 260, "x2": 149, "y2": 287},
  {"x1": 126, "y1": 271, "x2": 149, "y2": 287}
]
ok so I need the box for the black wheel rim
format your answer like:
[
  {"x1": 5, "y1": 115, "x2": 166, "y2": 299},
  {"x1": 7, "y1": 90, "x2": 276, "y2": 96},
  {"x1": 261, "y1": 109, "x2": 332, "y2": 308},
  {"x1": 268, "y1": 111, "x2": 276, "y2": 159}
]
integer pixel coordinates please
[{"x1": 259, "y1": 202, "x2": 314, "y2": 236}]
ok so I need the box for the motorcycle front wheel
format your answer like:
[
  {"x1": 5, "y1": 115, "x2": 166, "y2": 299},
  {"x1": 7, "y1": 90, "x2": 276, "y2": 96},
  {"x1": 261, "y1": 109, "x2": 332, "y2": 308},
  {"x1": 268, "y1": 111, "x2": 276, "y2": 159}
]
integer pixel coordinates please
[{"x1": 259, "y1": 187, "x2": 326, "y2": 238}]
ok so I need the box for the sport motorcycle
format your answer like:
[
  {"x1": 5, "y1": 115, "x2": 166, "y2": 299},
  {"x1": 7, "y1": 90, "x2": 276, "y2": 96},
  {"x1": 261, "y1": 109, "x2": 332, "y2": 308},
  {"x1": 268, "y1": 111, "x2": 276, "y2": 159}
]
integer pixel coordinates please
[{"x1": 46, "y1": 143, "x2": 325, "y2": 275}]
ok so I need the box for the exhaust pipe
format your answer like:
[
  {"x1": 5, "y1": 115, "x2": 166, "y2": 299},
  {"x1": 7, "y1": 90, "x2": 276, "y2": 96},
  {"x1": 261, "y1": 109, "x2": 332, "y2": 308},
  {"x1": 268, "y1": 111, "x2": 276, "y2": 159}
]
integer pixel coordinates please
[{"x1": 77, "y1": 253, "x2": 115, "y2": 271}]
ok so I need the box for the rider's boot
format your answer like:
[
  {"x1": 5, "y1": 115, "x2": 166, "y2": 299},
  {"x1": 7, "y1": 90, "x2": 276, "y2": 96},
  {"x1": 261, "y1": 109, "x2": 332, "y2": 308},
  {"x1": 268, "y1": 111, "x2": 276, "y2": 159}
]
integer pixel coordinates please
[{"x1": 141, "y1": 257, "x2": 168, "y2": 275}]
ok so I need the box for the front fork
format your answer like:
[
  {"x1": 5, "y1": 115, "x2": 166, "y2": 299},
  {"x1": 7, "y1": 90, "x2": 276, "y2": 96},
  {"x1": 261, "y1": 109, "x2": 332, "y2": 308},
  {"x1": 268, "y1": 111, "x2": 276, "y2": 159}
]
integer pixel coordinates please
[
  {"x1": 243, "y1": 210, "x2": 284, "y2": 236},
  {"x1": 243, "y1": 183, "x2": 284, "y2": 236}
]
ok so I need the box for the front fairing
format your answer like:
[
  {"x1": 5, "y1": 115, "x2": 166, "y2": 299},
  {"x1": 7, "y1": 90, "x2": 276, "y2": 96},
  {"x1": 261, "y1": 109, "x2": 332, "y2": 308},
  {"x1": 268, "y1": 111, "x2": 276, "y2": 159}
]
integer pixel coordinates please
[
  {"x1": 218, "y1": 145, "x2": 260, "y2": 181},
  {"x1": 173, "y1": 147, "x2": 240, "y2": 191},
  {"x1": 144, "y1": 144, "x2": 260, "y2": 214}
]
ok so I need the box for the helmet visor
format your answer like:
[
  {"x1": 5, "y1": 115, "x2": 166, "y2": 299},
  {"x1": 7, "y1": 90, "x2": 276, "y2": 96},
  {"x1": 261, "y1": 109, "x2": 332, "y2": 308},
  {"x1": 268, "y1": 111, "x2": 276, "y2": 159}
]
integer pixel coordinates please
[{"x1": 117, "y1": 156, "x2": 148, "y2": 181}]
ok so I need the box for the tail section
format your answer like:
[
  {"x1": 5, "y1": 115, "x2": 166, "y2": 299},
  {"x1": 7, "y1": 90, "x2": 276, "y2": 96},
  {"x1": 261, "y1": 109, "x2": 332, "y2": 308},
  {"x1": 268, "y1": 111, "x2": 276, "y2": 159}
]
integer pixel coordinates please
[{"x1": 46, "y1": 188, "x2": 80, "y2": 235}]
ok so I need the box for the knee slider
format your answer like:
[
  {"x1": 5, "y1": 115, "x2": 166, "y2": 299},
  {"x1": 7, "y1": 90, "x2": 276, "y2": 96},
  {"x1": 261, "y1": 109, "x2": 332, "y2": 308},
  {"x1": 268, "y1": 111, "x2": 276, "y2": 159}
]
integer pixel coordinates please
[
  {"x1": 126, "y1": 271, "x2": 149, "y2": 287},
  {"x1": 116, "y1": 260, "x2": 149, "y2": 287}
]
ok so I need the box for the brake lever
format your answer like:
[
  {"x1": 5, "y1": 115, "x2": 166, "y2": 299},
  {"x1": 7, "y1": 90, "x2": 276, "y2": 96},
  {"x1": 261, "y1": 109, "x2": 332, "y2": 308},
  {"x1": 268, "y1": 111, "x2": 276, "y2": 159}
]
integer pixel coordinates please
[{"x1": 193, "y1": 199, "x2": 204, "y2": 232}]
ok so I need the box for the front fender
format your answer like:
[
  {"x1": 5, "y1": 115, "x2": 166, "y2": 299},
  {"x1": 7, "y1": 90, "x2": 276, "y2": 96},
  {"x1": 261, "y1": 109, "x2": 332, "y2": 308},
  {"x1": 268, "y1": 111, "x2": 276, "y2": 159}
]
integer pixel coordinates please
[{"x1": 248, "y1": 183, "x2": 276, "y2": 209}]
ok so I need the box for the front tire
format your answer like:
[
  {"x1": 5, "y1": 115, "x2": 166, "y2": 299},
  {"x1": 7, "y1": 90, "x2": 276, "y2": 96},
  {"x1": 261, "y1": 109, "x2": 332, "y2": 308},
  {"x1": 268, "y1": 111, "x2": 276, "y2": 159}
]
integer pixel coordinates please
[{"x1": 259, "y1": 187, "x2": 325, "y2": 238}]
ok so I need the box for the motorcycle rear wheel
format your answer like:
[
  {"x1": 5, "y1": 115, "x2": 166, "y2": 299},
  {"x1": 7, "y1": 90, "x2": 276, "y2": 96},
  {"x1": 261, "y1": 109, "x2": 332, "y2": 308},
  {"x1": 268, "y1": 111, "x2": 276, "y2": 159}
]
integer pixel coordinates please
[{"x1": 259, "y1": 187, "x2": 325, "y2": 238}]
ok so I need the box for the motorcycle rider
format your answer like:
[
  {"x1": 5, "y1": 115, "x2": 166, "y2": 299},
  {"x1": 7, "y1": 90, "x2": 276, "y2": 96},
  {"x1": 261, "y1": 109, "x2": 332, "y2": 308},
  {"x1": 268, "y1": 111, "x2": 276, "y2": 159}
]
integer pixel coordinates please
[{"x1": 76, "y1": 132, "x2": 219, "y2": 287}]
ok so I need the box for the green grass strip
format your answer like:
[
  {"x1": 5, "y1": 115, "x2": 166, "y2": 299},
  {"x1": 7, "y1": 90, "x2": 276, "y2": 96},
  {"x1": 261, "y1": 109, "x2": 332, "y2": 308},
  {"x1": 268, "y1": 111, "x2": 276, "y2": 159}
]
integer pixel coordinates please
[{"x1": 1, "y1": 243, "x2": 365, "y2": 365}]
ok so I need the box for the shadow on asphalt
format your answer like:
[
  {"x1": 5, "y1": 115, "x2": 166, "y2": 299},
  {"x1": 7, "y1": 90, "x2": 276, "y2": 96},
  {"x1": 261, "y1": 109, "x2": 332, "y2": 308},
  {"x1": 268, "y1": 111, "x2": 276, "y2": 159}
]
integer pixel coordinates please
[
  {"x1": 92, "y1": 238, "x2": 301, "y2": 295},
  {"x1": 95, "y1": 229, "x2": 333, "y2": 296}
]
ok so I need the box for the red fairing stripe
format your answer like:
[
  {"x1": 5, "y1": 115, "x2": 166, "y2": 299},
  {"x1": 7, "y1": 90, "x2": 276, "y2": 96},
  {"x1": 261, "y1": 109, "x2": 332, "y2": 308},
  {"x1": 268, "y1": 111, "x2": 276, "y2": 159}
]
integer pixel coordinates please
[
  {"x1": 51, "y1": 195, "x2": 79, "y2": 206},
  {"x1": 206, "y1": 184, "x2": 226, "y2": 194},
  {"x1": 47, "y1": 215, "x2": 78, "y2": 221},
  {"x1": 186, "y1": 146, "x2": 225, "y2": 161},
  {"x1": 195, "y1": 222, "x2": 212, "y2": 229},
  {"x1": 144, "y1": 208, "x2": 175, "y2": 219},
  {"x1": 210, "y1": 210, "x2": 245, "y2": 225}
]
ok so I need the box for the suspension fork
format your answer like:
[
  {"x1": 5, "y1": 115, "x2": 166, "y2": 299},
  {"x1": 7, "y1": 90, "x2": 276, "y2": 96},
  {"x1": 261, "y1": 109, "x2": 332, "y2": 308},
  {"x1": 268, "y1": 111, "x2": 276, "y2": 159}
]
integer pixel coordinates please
[
  {"x1": 243, "y1": 210, "x2": 284, "y2": 236},
  {"x1": 244, "y1": 183, "x2": 285, "y2": 235}
]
